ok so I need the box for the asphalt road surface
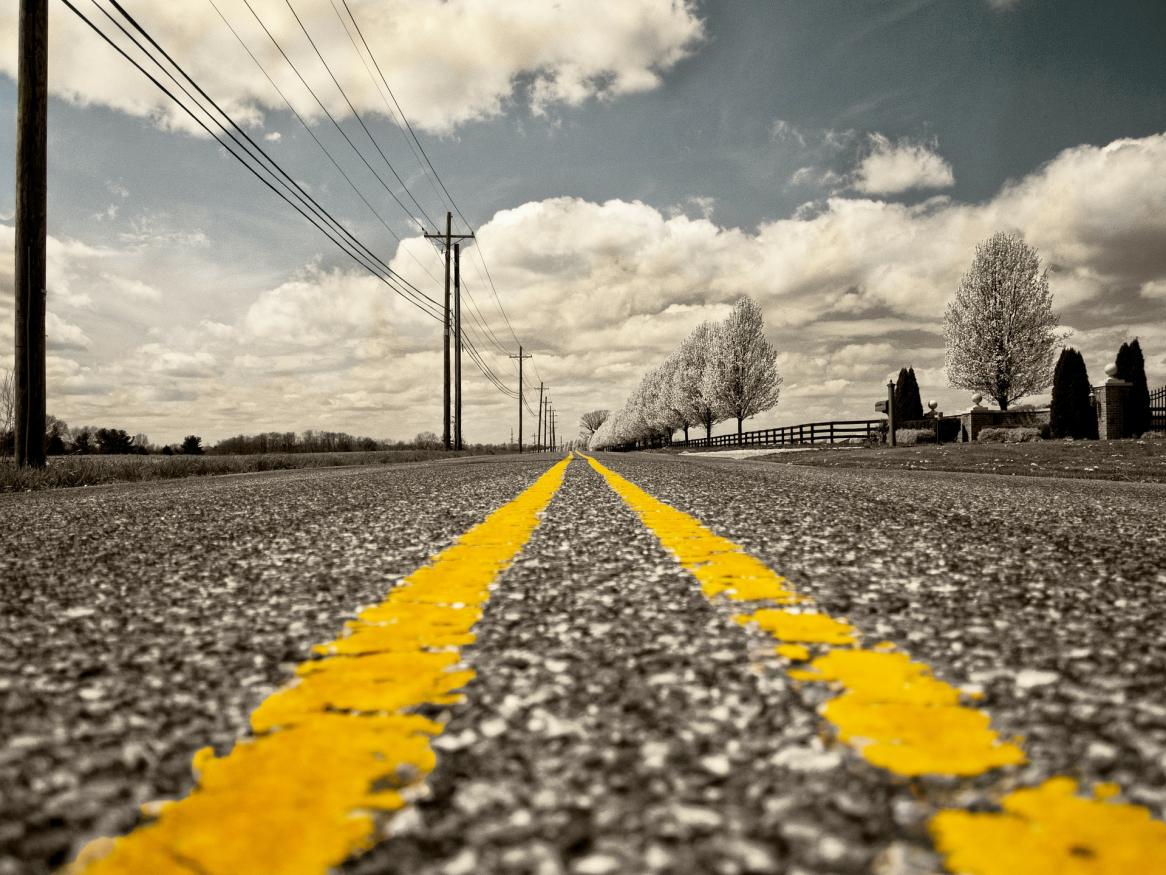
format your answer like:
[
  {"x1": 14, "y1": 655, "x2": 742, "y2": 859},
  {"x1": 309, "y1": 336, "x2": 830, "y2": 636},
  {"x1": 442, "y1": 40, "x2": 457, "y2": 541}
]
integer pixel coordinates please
[{"x1": 2, "y1": 452, "x2": 1164, "y2": 874}]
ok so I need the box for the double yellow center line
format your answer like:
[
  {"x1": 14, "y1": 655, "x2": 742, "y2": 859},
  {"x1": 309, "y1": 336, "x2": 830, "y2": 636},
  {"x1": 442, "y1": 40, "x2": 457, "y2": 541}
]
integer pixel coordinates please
[{"x1": 67, "y1": 453, "x2": 1166, "y2": 875}]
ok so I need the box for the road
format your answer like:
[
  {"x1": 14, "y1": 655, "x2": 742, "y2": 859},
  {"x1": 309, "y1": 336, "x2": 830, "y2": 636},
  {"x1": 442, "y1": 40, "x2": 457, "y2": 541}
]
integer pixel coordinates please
[{"x1": 2, "y1": 452, "x2": 1164, "y2": 874}]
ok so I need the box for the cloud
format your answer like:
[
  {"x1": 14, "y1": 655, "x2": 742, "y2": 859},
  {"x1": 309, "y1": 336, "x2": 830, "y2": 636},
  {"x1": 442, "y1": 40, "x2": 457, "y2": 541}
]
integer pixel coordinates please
[
  {"x1": 3, "y1": 131, "x2": 1165, "y2": 443},
  {"x1": 851, "y1": 134, "x2": 955, "y2": 194},
  {"x1": 0, "y1": 1, "x2": 703, "y2": 136},
  {"x1": 987, "y1": 0, "x2": 1022, "y2": 10}
]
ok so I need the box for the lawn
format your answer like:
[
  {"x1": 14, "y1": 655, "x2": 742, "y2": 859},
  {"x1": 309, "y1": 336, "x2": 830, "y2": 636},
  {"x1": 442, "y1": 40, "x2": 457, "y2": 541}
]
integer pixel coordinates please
[
  {"x1": 0, "y1": 448, "x2": 504, "y2": 494},
  {"x1": 756, "y1": 438, "x2": 1166, "y2": 483}
]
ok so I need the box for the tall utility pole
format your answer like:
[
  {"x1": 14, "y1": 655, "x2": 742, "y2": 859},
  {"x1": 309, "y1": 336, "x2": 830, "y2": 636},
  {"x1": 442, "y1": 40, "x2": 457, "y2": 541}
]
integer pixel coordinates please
[
  {"x1": 509, "y1": 346, "x2": 531, "y2": 453},
  {"x1": 453, "y1": 243, "x2": 462, "y2": 450},
  {"x1": 15, "y1": 0, "x2": 48, "y2": 469},
  {"x1": 535, "y1": 382, "x2": 544, "y2": 452},
  {"x1": 424, "y1": 211, "x2": 472, "y2": 450}
]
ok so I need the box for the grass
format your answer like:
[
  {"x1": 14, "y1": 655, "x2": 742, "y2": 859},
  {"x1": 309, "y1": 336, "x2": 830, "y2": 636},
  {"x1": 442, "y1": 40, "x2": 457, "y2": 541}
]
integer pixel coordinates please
[
  {"x1": 754, "y1": 437, "x2": 1166, "y2": 483},
  {"x1": 0, "y1": 449, "x2": 502, "y2": 494}
]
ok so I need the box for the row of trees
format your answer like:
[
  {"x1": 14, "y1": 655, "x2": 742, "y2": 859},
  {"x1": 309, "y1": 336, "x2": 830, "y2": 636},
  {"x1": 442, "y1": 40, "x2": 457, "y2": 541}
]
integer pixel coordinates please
[{"x1": 587, "y1": 297, "x2": 782, "y2": 450}]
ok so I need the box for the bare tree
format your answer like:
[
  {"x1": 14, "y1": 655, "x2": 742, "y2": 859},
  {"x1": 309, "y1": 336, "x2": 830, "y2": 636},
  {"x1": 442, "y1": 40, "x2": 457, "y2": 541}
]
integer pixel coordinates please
[
  {"x1": 943, "y1": 232, "x2": 1065, "y2": 410},
  {"x1": 671, "y1": 322, "x2": 721, "y2": 439},
  {"x1": 0, "y1": 368, "x2": 14, "y2": 455},
  {"x1": 578, "y1": 409, "x2": 610, "y2": 440},
  {"x1": 702, "y1": 298, "x2": 782, "y2": 439}
]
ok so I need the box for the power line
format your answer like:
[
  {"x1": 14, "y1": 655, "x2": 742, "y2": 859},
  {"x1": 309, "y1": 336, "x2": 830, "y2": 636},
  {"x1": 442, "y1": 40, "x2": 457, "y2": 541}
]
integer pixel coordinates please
[
  {"x1": 339, "y1": 0, "x2": 533, "y2": 368},
  {"x1": 240, "y1": 0, "x2": 424, "y2": 235},
  {"x1": 68, "y1": 0, "x2": 532, "y2": 413},
  {"x1": 70, "y1": 0, "x2": 442, "y2": 325},
  {"x1": 208, "y1": 0, "x2": 444, "y2": 291},
  {"x1": 282, "y1": 0, "x2": 436, "y2": 230},
  {"x1": 326, "y1": 0, "x2": 452, "y2": 218}
]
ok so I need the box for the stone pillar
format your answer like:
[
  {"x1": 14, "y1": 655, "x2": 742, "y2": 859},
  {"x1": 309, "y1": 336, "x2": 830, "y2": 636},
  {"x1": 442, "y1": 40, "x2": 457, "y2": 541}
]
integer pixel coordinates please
[
  {"x1": 959, "y1": 394, "x2": 989, "y2": 442},
  {"x1": 1095, "y1": 364, "x2": 1131, "y2": 441}
]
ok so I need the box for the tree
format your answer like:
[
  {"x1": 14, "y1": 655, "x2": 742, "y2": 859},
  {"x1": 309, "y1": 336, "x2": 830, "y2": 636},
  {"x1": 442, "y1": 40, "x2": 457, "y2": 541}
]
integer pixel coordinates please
[
  {"x1": 943, "y1": 232, "x2": 1064, "y2": 410},
  {"x1": 181, "y1": 435, "x2": 204, "y2": 455},
  {"x1": 1115, "y1": 338, "x2": 1151, "y2": 437},
  {"x1": 0, "y1": 368, "x2": 13, "y2": 456},
  {"x1": 413, "y1": 431, "x2": 440, "y2": 450},
  {"x1": 672, "y1": 322, "x2": 722, "y2": 439},
  {"x1": 97, "y1": 428, "x2": 135, "y2": 454},
  {"x1": 45, "y1": 415, "x2": 70, "y2": 455},
  {"x1": 702, "y1": 298, "x2": 782, "y2": 439},
  {"x1": 579, "y1": 409, "x2": 610, "y2": 441},
  {"x1": 73, "y1": 429, "x2": 94, "y2": 455},
  {"x1": 1050, "y1": 348, "x2": 1096, "y2": 439},
  {"x1": 894, "y1": 367, "x2": 924, "y2": 424}
]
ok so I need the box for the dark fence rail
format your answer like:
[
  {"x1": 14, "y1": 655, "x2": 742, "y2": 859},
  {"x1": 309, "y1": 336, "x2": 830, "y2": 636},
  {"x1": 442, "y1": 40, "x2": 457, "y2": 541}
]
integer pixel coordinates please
[
  {"x1": 675, "y1": 419, "x2": 885, "y2": 450},
  {"x1": 1152, "y1": 385, "x2": 1166, "y2": 430}
]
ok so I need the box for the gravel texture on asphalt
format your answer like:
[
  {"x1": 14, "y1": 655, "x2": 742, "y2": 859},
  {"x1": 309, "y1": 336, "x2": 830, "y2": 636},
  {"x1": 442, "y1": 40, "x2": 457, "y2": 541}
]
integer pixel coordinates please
[
  {"x1": 592, "y1": 454, "x2": 1166, "y2": 823},
  {"x1": 0, "y1": 457, "x2": 555, "y2": 875},
  {"x1": 346, "y1": 457, "x2": 938, "y2": 875},
  {"x1": 5, "y1": 452, "x2": 1164, "y2": 874}
]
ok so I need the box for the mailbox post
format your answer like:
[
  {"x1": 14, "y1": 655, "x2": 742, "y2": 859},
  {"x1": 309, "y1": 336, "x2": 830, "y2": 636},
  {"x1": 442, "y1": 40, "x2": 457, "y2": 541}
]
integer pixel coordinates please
[{"x1": 874, "y1": 387, "x2": 895, "y2": 447}]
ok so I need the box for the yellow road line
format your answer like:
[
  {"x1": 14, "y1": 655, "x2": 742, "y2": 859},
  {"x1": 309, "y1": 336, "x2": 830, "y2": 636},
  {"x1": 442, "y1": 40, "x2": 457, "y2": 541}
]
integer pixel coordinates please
[
  {"x1": 67, "y1": 455, "x2": 573, "y2": 875},
  {"x1": 583, "y1": 454, "x2": 1166, "y2": 873}
]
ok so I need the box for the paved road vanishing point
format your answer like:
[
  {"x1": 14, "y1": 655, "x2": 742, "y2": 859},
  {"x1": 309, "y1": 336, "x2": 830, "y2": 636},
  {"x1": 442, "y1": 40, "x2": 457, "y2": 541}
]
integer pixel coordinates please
[{"x1": 3, "y1": 452, "x2": 1165, "y2": 875}]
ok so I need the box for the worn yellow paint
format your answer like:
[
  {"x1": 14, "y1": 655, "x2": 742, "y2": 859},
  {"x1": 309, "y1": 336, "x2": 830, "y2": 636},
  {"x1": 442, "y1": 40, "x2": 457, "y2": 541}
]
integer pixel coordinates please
[
  {"x1": 584, "y1": 454, "x2": 1020, "y2": 778},
  {"x1": 775, "y1": 643, "x2": 811, "y2": 661},
  {"x1": 66, "y1": 455, "x2": 572, "y2": 875},
  {"x1": 739, "y1": 609, "x2": 857, "y2": 645},
  {"x1": 931, "y1": 777, "x2": 1166, "y2": 874},
  {"x1": 583, "y1": 453, "x2": 1166, "y2": 869}
]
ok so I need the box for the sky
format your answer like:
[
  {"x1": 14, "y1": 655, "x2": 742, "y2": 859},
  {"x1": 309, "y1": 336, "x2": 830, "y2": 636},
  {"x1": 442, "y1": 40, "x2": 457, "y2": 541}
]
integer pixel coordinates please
[{"x1": 2, "y1": 0, "x2": 1165, "y2": 446}]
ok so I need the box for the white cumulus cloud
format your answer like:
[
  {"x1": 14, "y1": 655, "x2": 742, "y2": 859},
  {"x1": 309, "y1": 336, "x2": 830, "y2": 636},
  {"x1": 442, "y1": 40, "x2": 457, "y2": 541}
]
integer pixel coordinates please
[
  {"x1": 852, "y1": 134, "x2": 955, "y2": 195},
  {"x1": 0, "y1": 0, "x2": 703, "y2": 136}
]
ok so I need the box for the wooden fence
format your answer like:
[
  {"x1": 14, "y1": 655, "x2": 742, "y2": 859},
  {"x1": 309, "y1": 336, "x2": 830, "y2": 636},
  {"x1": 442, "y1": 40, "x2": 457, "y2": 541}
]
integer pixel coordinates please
[{"x1": 674, "y1": 418, "x2": 885, "y2": 450}]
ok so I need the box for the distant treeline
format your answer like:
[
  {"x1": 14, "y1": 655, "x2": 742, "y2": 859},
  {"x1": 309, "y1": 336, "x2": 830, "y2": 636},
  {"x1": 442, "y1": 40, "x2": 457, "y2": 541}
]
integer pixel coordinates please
[
  {"x1": 0, "y1": 410, "x2": 479, "y2": 458},
  {"x1": 211, "y1": 430, "x2": 389, "y2": 455}
]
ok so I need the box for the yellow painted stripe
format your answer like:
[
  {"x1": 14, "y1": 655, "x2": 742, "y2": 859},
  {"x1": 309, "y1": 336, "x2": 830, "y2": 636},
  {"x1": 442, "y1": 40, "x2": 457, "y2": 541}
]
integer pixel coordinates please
[
  {"x1": 66, "y1": 455, "x2": 573, "y2": 875},
  {"x1": 582, "y1": 454, "x2": 1166, "y2": 872}
]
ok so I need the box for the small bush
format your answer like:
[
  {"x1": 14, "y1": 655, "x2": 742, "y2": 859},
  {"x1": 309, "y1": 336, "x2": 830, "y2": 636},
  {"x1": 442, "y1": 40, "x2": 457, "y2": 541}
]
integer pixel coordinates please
[
  {"x1": 1143, "y1": 431, "x2": 1166, "y2": 440},
  {"x1": 895, "y1": 428, "x2": 935, "y2": 446},
  {"x1": 978, "y1": 427, "x2": 1043, "y2": 443}
]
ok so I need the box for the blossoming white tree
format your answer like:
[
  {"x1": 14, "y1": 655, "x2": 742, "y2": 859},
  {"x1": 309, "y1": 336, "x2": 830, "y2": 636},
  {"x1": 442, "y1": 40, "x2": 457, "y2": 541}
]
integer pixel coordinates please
[
  {"x1": 701, "y1": 298, "x2": 782, "y2": 439},
  {"x1": 670, "y1": 322, "x2": 721, "y2": 439},
  {"x1": 942, "y1": 232, "x2": 1065, "y2": 410}
]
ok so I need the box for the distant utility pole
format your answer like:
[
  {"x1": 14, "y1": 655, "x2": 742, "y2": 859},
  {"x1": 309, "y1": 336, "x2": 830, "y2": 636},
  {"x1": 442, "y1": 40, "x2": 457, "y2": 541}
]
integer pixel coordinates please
[
  {"x1": 453, "y1": 242, "x2": 462, "y2": 450},
  {"x1": 536, "y1": 382, "x2": 544, "y2": 452},
  {"x1": 551, "y1": 410, "x2": 557, "y2": 453},
  {"x1": 424, "y1": 211, "x2": 472, "y2": 450},
  {"x1": 15, "y1": 0, "x2": 48, "y2": 469},
  {"x1": 509, "y1": 345, "x2": 531, "y2": 453}
]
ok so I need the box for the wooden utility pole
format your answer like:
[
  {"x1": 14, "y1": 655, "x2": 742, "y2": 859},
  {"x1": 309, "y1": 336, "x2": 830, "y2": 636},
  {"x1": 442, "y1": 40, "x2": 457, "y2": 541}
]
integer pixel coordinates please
[
  {"x1": 887, "y1": 381, "x2": 897, "y2": 447},
  {"x1": 424, "y1": 212, "x2": 472, "y2": 450},
  {"x1": 453, "y1": 242, "x2": 462, "y2": 450},
  {"x1": 536, "y1": 382, "x2": 544, "y2": 452},
  {"x1": 509, "y1": 346, "x2": 531, "y2": 453},
  {"x1": 15, "y1": 0, "x2": 48, "y2": 468},
  {"x1": 541, "y1": 395, "x2": 548, "y2": 452}
]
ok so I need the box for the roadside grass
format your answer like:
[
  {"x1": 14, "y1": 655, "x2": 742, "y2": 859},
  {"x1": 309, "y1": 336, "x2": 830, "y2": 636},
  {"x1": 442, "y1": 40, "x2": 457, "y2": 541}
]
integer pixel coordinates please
[
  {"x1": 0, "y1": 449, "x2": 502, "y2": 494},
  {"x1": 757, "y1": 437, "x2": 1166, "y2": 483}
]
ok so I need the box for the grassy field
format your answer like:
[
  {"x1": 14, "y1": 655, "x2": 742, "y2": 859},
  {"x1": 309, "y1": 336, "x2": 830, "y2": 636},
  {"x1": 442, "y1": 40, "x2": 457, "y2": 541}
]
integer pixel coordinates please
[
  {"x1": 754, "y1": 437, "x2": 1166, "y2": 483},
  {"x1": 0, "y1": 449, "x2": 504, "y2": 494}
]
